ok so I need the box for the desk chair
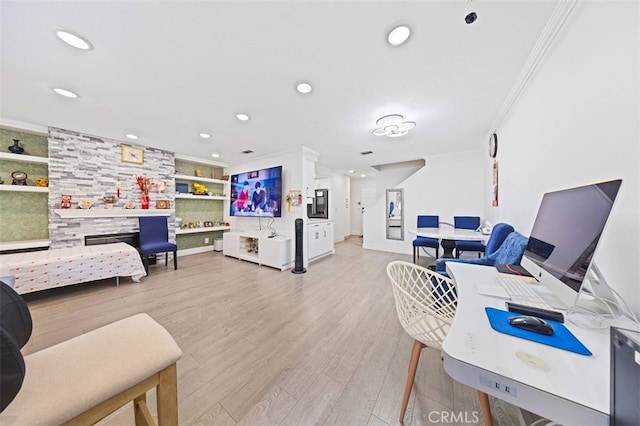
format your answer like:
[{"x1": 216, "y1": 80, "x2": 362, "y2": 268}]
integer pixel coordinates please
[
  {"x1": 386, "y1": 261, "x2": 492, "y2": 425},
  {"x1": 139, "y1": 216, "x2": 178, "y2": 274},
  {"x1": 413, "y1": 215, "x2": 440, "y2": 264},
  {"x1": 454, "y1": 216, "x2": 484, "y2": 258}
]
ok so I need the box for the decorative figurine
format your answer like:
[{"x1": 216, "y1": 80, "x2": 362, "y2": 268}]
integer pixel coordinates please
[{"x1": 11, "y1": 171, "x2": 27, "y2": 185}]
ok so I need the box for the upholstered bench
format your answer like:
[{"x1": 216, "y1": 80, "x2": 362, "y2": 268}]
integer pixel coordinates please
[
  {"x1": 0, "y1": 242, "x2": 147, "y2": 295},
  {"x1": 0, "y1": 313, "x2": 182, "y2": 425}
]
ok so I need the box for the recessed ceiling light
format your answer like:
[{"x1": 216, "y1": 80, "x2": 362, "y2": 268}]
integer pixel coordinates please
[
  {"x1": 125, "y1": 134, "x2": 139, "y2": 140},
  {"x1": 199, "y1": 133, "x2": 211, "y2": 139},
  {"x1": 211, "y1": 153, "x2": 220, "y2": 158},
  {"x1": 349, "y1": 170, "x2": 356, "y2": 173},
  {"x1": 295, "y1": 81, "x2": 313, "y2": 94},
  {"x1": 236, "y1": 113, "x2": 250, "y2": 121},
  {"x1": 387, "y1": 25, "x2": 411, "y2": 47},
  {"x1": 361, "y1": 174, "x2": 366, "y2": 178},
  {"x1": 55, "y1": 29, "x2": 93, "y2": 50},
  {"x1": 52, "y1": 88, "x2": 78, "y2": 98}
]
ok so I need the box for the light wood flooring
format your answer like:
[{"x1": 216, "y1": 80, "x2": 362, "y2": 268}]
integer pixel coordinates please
[{"x1": 22, "y1": 237, "x2": 539, "y2": 425}]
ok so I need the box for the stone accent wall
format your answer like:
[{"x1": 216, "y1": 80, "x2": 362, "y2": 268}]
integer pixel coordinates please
[{"x1": 48, "y1": 127, "x2": 175, "y2": 248}]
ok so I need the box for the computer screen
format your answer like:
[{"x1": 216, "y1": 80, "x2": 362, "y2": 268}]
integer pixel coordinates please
[{"x1": 523, "y1": 179, "x2": 622, "y2": 296}]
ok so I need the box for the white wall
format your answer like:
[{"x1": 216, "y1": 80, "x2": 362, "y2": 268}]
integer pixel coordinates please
[
  {"x1": 485, "y1": 1, "x2": 640, "y2": 315},
  {"x1": 330, "y1": 174, "x2": 350, "y2": 242},
  {"x1": 363, "y1": 150, "x2": 485, "y2": 254}
]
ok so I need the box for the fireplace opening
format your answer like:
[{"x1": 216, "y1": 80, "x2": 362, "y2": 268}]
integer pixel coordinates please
[{"x1": 84, "y1": 232, "x2": 156, "y2": 265}]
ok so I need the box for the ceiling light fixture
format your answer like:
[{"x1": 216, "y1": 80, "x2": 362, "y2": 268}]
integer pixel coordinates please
[
  {"x1": 125, "y1": 134, "x2": 139, "y2": 140},
  {"x1": 236, "y1": 113, "x2": 250, "y2": 121},
  {"x1": 55, "y1": 29, "x2": 93, "y2": 50},
  {"x1": 295, "y1": 81, "x2": 313, "y2": 94},
  {"x1": 373, "y1": 114, "x2": 416, "y2": 137},
  {"x1": 361, "y1": 174, "x2": 366, "y2": 178},
  {"x1": 52, "y1": 87, "x2": 78, "y2": 98},
  {"x1": 387, "y1": 25, "x2": 411, "y2": 47},
  {"x1": 199, "y1": 133, "x2": 211, "y2": 139},
  {"x1": 349, "y1": 170, "x2": 356, "y2": 174},
  {"x1": 211, "y1": 153, "x2": 220, "y2": 158}
]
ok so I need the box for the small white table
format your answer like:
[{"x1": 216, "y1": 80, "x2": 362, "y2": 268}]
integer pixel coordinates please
[{"x1": 415, "y1": 227, "x2": 490, "y2": 258}]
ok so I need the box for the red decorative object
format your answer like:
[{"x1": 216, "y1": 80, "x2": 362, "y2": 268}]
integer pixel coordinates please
[{"x1": 141, "y1": 194, "x2": 150, "y2": 209}]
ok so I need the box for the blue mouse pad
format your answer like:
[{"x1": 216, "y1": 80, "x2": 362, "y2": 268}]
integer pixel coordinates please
[{"x1": 485, "y1": 307, "x2": 592, "y2": 356}]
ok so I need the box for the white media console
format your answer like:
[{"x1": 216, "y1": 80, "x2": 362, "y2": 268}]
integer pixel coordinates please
[{"x1": 222, "y1": 231, "x2": 294, "y2": 271}]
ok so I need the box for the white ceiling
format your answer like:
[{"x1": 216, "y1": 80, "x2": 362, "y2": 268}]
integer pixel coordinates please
[{"x1": 0, "y1": 0, "x2": 559, "y2": 175}]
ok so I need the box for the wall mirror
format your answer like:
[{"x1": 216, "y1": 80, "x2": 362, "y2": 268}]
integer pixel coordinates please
[{"x1": 386, "y1": 188, "x2": 404, "y2": 240}]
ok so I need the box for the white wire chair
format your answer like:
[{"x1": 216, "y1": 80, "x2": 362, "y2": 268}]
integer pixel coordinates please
[{"x1": 386, "y1": 260, "x2": 492, "y2": 425}]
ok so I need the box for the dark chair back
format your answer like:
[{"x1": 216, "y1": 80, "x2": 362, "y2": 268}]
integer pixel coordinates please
[
  {"x1": 139, "y1": 216, "x2": 169, "y2": 245},
  {"x1": 454, "y1": 216, "x2": 480, "y2": 230},
  {"x1": 417, "y1": 215, "x2": 439, "y2": 228}
]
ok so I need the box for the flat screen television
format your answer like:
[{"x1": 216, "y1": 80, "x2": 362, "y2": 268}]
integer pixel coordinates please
[
  {"x1": 229, "y1": 165, "x2": 282, "y2": 217},
  {"x1": 522, "y1": 179, "x2": 622, "y2": 297}
]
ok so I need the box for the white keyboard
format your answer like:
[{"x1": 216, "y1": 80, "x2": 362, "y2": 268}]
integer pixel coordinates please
[{"x1": 498, "y1": 277, "x2": 553, "y2": 309}]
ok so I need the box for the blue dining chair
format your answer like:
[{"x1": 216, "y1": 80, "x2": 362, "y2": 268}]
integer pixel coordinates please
[
  {"x1": 453, "y1": 216, "x2": 484, "y2": 258},
  {"x1": 413, "y1": 215, "x2": 440, "y2": 264},
  {"x1": 138, "y1": 216, "x2": 177, "y2": 274}
]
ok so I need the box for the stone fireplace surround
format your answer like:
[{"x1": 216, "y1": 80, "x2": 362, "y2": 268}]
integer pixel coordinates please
[{"x1": 48, "y1": 127, "x2": 175, "y2": 249}]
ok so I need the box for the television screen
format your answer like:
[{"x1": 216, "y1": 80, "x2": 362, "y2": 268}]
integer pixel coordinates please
[{"x1": 230, "y1": 165, "x2": 282, "y2": 217}]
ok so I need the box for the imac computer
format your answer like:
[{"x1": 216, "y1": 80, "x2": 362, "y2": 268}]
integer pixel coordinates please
[{"x1": 519, "y1": 179, "x2": 623, "y2": 313}]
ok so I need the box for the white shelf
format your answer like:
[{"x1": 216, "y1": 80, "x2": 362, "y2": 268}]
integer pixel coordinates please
[
  {"x1": 0, "y1": 185, "x2": 49, "y2": 193},
  {"x1": 0, "y1": 239, "x2": 50, "y2": 251},
  {"x1": 174, "y1": 193, "x2": 228, "y2": 200},
  {"x1": 0, "y1": 152, "x2": 49, "y2": 164},
  {"x1": 175, "y1": 226, "x2": 231, "y2": 235},
  {"x1": 174, "y1": 174, "x2": 229, "y2": 185},
  {"x1": 54, "y1": 208, "x2": 174, "y2": 218}
]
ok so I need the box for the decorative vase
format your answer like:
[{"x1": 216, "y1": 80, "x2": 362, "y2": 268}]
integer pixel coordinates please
[
  {"x1": 141, "y1": 194, "x2": 150, "y2": 209},
  {"x1": 8, "y1": 139, "x2": 24, "y2": 154}
]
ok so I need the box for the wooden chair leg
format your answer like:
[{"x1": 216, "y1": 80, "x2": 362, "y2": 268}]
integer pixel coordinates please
[
  {"x1": 133, "y1": 393, "x2": 154, "y2": 426},
  {"x1": 173, "y1": 251, "x2": 177, "y2": 270},
  {"x1": 413, "y1": 247, "x2": 417, "y2": 264},
  {"x1": 157, "y1": 363, "x2": 178, "y2": 426},
  {"x1": 165, "y1": 252, "x2": 168, "y2": 266},
  {"x1": 400, "y1": 339, "x2": 426, "y2": 424},
  {"x1": 144, "y1": 256, "x2": 149, "y2": 274},
  {"x1": 478, "y1": 391, "x2": 493, "y2": 426}
]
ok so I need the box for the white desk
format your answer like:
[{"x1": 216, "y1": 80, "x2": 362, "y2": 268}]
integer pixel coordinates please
[
  {"x1": 442, "y1": 262, "x2": 610, "y2": 425},
  {"x1": 415, "y1": 227, "x2": 490, "y2": 258}
]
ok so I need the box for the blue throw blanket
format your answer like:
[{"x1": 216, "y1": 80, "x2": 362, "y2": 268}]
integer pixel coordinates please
[{"x1": 436, "y1": 231, "x2": 529, "y2": 274}]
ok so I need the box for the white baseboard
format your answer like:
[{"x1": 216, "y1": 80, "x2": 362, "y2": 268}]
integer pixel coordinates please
[{"x1": 177, "y1": 245, "x2": 215, "y2": 257}]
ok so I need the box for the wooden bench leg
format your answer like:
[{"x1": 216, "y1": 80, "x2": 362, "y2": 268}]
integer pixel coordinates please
[
  {"x1": 157, "y1": 363, "x2": 178, "y2": 425},
  {"x1": 134, "y1": 393, "x2": 154, "y2": 426}
]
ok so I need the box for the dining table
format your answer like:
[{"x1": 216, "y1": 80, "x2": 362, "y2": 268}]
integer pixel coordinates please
[{"x1": 415, "y1": 226, "x2": 490, "y2": 258}]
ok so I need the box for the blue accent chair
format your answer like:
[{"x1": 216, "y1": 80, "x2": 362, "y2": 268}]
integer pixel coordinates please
[
  {"x1": 435, "y1": 230, "x2": 528, "y2": 276},
  {"x1": 413, "y1": 215, "x2": 440, "y2": 264},
  {"x1": 482, "y1": 223, "x2": 515, "y2": 256},
  {"x1": 139, "y1": 216, "x2": 178, "y2": 274},
  {"x1": 454, "y1": 216, "x2": 484, "y2": 258}
]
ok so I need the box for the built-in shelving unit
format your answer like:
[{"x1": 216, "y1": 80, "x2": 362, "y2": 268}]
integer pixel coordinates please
[
  {"x1": 0, "y1": 152, "x2": 49, "y2": 164},
  {"x1": 174, "y1": 173, "x2": 229, "y2": 186},
  {"x1": 174, "y1": 193, "x2": 227, "y2": 200},
  {"x1": 175, "y1": 226, "x2": 231, "y2": 235},
  {"x1": 0, "y1": 239, "x2": 51, "y2": 252},
  {"x1": 0, "y1": 185, "x2": 49, "y2": 193},
  {"x1": 54, "y1": 209, "x2": 173, "y2": 219}
]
